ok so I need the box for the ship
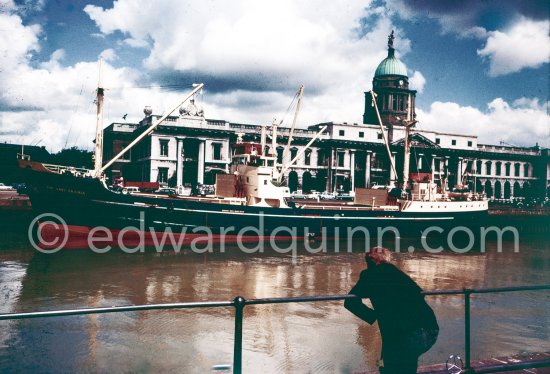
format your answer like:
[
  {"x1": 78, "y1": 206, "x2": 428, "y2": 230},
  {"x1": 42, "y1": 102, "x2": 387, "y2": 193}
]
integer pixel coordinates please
[{"x1": 17, "y1": 76, "x2": 488, "y2": 250}]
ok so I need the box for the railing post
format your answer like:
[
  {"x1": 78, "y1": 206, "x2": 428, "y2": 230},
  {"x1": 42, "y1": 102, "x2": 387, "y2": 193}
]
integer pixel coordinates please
[
  {"x1": 233, "y1": 296, "x2": 246, "y2": 374},
  {"x1": 464, "y1": 288, "x2": 472, "y2": 372}
]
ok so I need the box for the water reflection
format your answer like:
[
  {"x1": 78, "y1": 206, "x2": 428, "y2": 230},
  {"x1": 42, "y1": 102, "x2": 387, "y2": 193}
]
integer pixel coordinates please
[{"x1": 0, "y1": 235, "x2": 548, "y2": 373}]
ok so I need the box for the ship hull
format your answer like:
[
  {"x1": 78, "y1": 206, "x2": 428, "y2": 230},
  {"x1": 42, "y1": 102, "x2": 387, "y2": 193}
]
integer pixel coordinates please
[{"x1": 20, "y1": 161, "x2": 489, "y2": 250}]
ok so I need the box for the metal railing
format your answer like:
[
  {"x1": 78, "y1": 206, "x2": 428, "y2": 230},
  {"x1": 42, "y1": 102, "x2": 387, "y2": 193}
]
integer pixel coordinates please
[{"x1": 1, "y1": 285, "x2": 549, "y2": 373}]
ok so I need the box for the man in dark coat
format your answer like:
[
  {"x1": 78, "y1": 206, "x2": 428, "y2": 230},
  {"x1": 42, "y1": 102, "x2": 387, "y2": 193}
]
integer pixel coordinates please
[{"x1": 344, "y1": 247, "x2": 439, "y2": 374}]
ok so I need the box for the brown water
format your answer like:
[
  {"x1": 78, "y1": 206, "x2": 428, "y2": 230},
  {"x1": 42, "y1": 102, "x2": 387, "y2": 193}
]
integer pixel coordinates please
[{"x1": 0, "y1": 229, "x2": 549, "y2": 373}]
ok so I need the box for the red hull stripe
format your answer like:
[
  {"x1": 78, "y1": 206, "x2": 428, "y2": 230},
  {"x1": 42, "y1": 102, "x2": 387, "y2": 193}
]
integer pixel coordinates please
[{"x1": 37, "y1": 223, "x2": 302, "y2": 250}]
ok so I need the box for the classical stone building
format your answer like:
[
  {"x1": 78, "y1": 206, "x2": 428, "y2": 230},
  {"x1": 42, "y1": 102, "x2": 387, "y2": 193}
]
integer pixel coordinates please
[{"x1": 103, "y1": 34, "x2": 549, "y2": 201}]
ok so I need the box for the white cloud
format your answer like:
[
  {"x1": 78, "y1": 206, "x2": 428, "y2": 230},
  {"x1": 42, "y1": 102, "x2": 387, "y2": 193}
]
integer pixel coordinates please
[
  {"x1": 0, "y1": 12, "x2": 41, "y2": 70},
  {"x1": 409, "y1": 70, "x2": 426, "y2": 93},
  {"x1": 83, "y1": 0, "x2": 404, "y2": 92},
  {"x1": 0, "y1": 11, "x2": 148, "y2": 151},
  {"x1": 81, "y1": 0, "x2": 420, "y2": 132},
  {"x1": 417, "y1": 98, "x2": 550, "y2": 147},
  {"x1": 1, "y1": 1, "x2": 416, "y2": 152},
  {"x1": 477, "y1": 18, "x2": 550, "y2": 76},
  {"x1": 0, "y1": 0, "x2": 17, "y2": 12},
  {"x1": 99, "y1": 48, "x2": 117, "y2": 62}
]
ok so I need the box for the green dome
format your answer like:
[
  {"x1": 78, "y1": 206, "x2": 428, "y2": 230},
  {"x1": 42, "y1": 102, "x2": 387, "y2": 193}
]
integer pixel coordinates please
[{"x1": 374, "y1": 49, "x2": 408, "y2": 77}]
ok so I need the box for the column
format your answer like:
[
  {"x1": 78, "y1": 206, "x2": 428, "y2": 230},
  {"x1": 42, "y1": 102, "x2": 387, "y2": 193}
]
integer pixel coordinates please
[
  {"x1": 365, "y1": 151, "x2": 372, "y2": 188},
  {"x1": 176, "y1": 138, "x2": 184, "y2": 187},
  {"x1": 418, "y1": 153, "x2": 424, "y2": 170},
  {"x1": 350, "y1": 150, "x2": 355, "y2": 192},
  {"x1": 327, "y1": 147, "x2": 336, "y2": 192},
  {"x1": 444, "y1": 156, "x2": 450, "y2": 191},
  {"x1": 457, "y1": 157, "x2": 463, "y2": 185},
  {"x1": 390, "y1": 151, "x2": 397, "y2": 184},
  {"x1": 225, "y1": 140, "x2": 231, "y2": 173},
  {"x1": 197, "y1": 140, "x2": 205, "y2": 184},
  {"x1": 430, "y1": 155, "x2": 436, "y2": 183}
]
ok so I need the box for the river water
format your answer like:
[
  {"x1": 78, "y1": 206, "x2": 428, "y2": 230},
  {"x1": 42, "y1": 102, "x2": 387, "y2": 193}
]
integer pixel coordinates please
[{"x1": 0, "y1": 226, "x2": 549, "y2": 373}]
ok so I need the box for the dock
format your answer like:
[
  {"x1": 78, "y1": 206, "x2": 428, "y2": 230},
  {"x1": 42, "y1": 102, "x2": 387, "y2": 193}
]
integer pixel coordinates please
[
  {"x1": 357, "y1": 352, "x2": 550, "y2": 373},
  {"x1": 419, "y1": 352, "x2": 550, "y2": 374}
]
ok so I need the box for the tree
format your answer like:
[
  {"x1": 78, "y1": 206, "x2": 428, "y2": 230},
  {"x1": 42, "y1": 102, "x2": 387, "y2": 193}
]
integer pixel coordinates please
[{"x1": 50, "y1": 147, "x2": 93, "y2": 169}]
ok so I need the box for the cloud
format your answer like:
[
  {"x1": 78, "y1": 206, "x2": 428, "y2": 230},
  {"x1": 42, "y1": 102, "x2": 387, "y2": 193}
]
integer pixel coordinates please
[
  {"x1": 84, "y1": 0, "x2": 404, "y2": 95},
  {"x1": 417, "y1": 98, "x2": 550, "y2": 147},
  {"x1": 80, "y1": 0, "x2": 420, "y2": 133},
  {"x1": 386, "y1": 0, "x2": 549, "y2": 39},
  {"x1": 0, "y1": 12, "x2": 41, "y2": 70},
  {"x1": 0, "y1": 0, "x2": 17, "y2": 13},
  {"x1": 99, "y1": 48, "x2": 117, "y2": 62},
  {"x1": 477, "y1": 18, "x2": 550, "y2": 76},
  {"x1": 409, "y1": 70, "x2": 426, "y2": 93},
  {"x1": 0, "y1": 11, "x2": 148, "y2": 151}
]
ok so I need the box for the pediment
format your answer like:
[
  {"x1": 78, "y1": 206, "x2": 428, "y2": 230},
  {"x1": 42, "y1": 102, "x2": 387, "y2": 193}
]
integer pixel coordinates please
[{"x1": 392, "y1": 133, "x2": 440, "y2": 149}]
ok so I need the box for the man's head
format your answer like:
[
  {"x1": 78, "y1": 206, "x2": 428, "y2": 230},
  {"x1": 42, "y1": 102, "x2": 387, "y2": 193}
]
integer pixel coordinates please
[{"x1": 365, "y1": 246, "x2": 392, "y2": 265}]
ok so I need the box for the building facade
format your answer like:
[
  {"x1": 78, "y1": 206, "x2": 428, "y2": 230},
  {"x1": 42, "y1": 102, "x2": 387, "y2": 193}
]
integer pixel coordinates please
[{"x1": 103, "y1": 34, "x2": 549, "y2": 201}]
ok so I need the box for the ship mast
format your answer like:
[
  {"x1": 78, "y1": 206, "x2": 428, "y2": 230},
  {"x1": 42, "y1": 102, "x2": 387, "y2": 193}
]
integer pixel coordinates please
[{"x1": 92, "y1": 58, "x2": 104, "y2": 178}]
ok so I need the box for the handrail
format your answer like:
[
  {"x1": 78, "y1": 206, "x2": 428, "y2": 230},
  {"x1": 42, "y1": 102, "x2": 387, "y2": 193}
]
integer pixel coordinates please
[{"x1": 1, "y1": 285, "x2": 549, "y2": 374}]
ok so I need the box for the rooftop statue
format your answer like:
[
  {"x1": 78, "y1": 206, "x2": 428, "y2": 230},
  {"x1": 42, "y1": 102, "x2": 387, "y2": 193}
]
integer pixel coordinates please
[{"x1": 388, "y1": 30, "x2": 395, "y2": 49}]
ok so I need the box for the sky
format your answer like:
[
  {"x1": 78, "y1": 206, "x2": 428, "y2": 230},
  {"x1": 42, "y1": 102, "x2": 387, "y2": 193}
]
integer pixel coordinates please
[{"x1": 0, "y1": 0, "x2": 549, "y2": 152}]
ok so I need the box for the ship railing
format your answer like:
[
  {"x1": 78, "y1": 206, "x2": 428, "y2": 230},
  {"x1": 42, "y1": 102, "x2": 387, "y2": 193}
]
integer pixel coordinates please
[
  {"x1": 1, "y1": 285, "x2": 549, "y2": 374},
  {"x1": 41, "y1": 163, "x2": 92, "y2": 176}
]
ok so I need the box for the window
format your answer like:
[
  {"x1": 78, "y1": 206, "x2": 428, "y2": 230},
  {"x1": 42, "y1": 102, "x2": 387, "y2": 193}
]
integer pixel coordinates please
[
  {"x1": 524, "y1": 164, "x2": 529, "y2": 177},
  {"x1": 476, "y1": 160, "x2": 482, "y2": 174},
  {"x1": 157, "y1": 167, "x2": 168, "y2": 184},
  {"x1": 212, "y1": 143, "x2": 222, "y2": 161},
  {"x1": 304, "y1": 150, "x2": 311, "y2": 166},
  {"x1": 317, "y1": 151, "x2": 325, "y2": 166},
  {"x1": 435, "y1": 138, "x2": 440, "y2": 145},
  {"x1": 505, "y1": 163, "x2": 510, "y2": 176},
  {"x1": 159, "y1": 139, "x2": 169, "y2": 157},
  {"x1": 496, "y1": 162, "x2": 502, "y2": 175},
  {"x1": 468, "y1": 141, "x2": 473, "y2": 147},
  {"x1": 337, "y1": 152, "x2": 345, "y2": 167},
  {"x1": 398, "y1": 95, "x2": 404, "y2": 111},
  {"x1": 377, "y1": 133, "x2": 383, "y2": 140},
  {"x1": 359, "y1": 132, "x2": 364, "y2": 138},
  {"x1": 276, "y1": 148, "x2": 283, "y2": 164},
  {"x1": 514, "y1": 163, "x2": 520, "y2": 177},
  {"x1": 485, "y1": 161, "x2": 492, "y2": 175},
  {"x1": 381, "y1": 95, "x2": 388, "y2": 110},
  {"x1": 451, "y1": 139, "x2": 456, "y2": 146},
  {"x1": 290, "y1": 148, "x2": 298, "y2": 161},
  {"x1": 339, "y1": 130, "x2": 345, "y2": 136}
]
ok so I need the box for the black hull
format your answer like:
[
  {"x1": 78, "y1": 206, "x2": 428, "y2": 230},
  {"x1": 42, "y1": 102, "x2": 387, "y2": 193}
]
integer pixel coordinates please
[{"x1": 20, "y1": 162, "x2": 489, "y2": 244}]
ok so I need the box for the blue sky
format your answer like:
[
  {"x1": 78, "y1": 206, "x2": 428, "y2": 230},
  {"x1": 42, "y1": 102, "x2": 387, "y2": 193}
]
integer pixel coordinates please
[{"x1": 1, "y1": 0, "x2": 548, "y2": 151}]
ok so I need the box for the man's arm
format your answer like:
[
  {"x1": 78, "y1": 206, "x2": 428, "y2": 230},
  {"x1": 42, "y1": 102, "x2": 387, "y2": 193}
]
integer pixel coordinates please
[{"x1": 344, "y1": 271, "x2": 377, "y2": 324}]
